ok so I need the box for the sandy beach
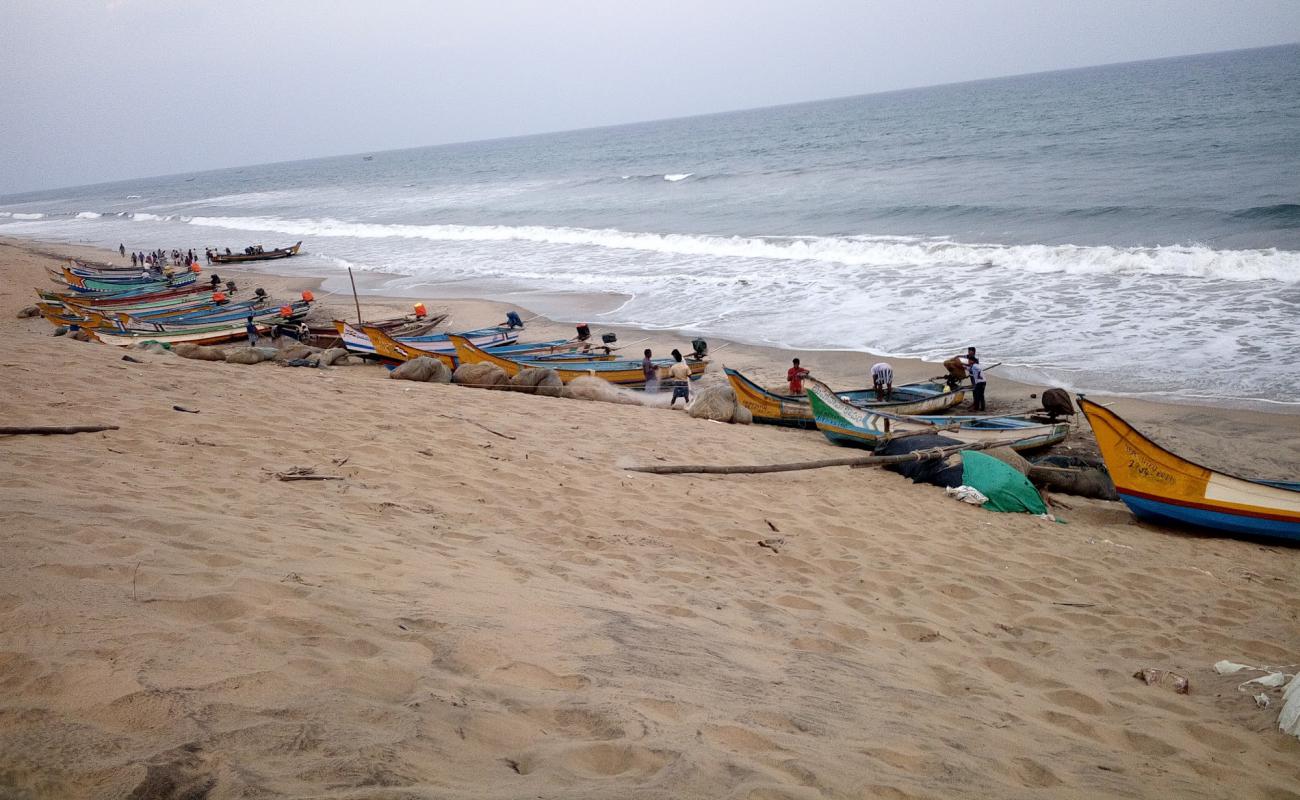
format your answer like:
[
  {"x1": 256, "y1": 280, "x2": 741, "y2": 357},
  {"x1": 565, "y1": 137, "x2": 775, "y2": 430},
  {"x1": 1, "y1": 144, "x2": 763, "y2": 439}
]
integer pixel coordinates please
[{"x1": 2, "y1": 236, "x2": 1298, "y2": 799}]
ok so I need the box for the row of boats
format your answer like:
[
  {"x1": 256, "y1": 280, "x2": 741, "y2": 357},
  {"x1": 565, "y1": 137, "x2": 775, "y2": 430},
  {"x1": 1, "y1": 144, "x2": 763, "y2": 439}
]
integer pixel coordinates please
[{"x1": 29, "y1": 258, "x2": 1299, "y2": 543}]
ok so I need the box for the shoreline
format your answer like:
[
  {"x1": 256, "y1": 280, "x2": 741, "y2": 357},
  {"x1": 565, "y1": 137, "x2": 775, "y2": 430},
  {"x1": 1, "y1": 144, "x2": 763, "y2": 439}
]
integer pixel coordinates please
[{"x1": 9, "y1": 232, "x2": 1298, "y2": 416}]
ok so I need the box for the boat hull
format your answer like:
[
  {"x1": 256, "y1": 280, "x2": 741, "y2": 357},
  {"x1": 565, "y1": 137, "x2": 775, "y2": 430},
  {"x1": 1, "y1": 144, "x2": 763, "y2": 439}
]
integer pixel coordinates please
[
  {"x1": 807, "y1": 379, "x2": 1067, "y2": 452},
  {"x1": 211, "y1": 242, "x2": 303, "y2": 263},
  {"x1": 1078, "y1": 396, "x2": 1300, "y2": 542},
  {"x1": 725, "y1": 368, "x2": 966, "y2": 426},
  {"x1": 451, "y1": 335, "x2": 705, "y2": 386}
]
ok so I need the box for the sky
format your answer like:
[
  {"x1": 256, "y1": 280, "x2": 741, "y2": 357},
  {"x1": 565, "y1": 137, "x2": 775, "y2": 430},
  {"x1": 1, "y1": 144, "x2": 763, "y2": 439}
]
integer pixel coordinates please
[{"x1": 1, "y1": 0, "x2": 1297, "y2": 194}]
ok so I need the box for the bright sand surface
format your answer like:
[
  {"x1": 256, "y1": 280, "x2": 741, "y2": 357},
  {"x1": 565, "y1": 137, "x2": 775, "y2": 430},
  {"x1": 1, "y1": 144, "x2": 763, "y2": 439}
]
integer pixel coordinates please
[{"x1": 1, "y1": 236, "x2": 1298, "y2": 799}]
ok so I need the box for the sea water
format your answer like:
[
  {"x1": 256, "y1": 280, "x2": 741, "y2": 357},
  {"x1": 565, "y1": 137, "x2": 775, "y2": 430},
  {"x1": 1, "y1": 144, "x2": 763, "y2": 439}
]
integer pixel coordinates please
[{"x1": 3, "y1": 44, "x2": 1298, "y2": 406}]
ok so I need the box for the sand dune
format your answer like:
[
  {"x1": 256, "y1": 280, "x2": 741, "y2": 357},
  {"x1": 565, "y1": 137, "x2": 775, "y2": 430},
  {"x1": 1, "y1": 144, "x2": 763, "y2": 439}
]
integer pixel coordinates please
[{"x1": 1, "y1": 238, "x2": 1297, "y2": 799}]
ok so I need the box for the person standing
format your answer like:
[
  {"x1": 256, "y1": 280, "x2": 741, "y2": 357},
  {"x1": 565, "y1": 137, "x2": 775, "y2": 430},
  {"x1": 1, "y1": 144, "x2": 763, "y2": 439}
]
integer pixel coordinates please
[
  {"x1": 667, "y1": 349, "x2": 692, "y2": 406},
  {"x1": 642, "y1": 349, "x2": 658, "y2": 393},
  {"x1": 119, "y1": 243, "x2": 125, "y2": 257},
  {"x1": 245, "y1": 316, "x2": 259, "y2": 347},
  {"x1": 870, "y1": 361, "x2": 894, "y2": 400},
  {"x1": 968, "y1": 357, "x2": 987, "y2": 411},
  {"x1": 787, "y1": 358, "x2": 810, "y2": 394}
]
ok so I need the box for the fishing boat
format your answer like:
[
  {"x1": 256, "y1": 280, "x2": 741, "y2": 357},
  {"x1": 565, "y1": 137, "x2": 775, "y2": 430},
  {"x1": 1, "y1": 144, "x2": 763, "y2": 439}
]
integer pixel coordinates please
[
  {"x1": 450, "y1": 335, "x2": 706, "y2": 386},
  {"x1": 806, "y1": 378, "x2": 1068, "y2": 452},
  {"x1": 115, "y1": 299, "x2": 309, "y2": 331},
  {"x1": 53, "y1": 271, "x2": 199, "y2": 295},
  {"x1": 91, "y1": 318, "x2": 282, "y2": 347},
  {"x1": 211, "y1": 242, "x2": 303, "y2": 263},
  {"x1": 43, "y1": 283, "x2": 210, "y2": 306},
  {"x1": 725, "y1": 368, "x2": 967, "y2": 427},
  {"x1": 1078, "y1": 396, "x2": 1299, "y2": 542},
  {"x1": 334, "y1": 321, "x2": 520, "y2": 358},
  {"x1": 363, "y1": 325, "x2": 619, "y2": 368}
]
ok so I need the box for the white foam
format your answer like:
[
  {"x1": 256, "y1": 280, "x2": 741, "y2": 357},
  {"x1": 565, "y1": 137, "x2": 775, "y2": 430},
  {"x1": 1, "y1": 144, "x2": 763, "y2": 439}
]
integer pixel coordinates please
[
  {"x1": 4, "y1": 212, "x2": 45, "y2": 220},
  {"x1": 75, "y1": 211, "x2": 101, "y2": 219},
  {"x1": 663, "y1": 173, "x2": 693, "y2": 182},
  {"x1": 179, "y1": 216, "x2": 1300, "y2": 284}
]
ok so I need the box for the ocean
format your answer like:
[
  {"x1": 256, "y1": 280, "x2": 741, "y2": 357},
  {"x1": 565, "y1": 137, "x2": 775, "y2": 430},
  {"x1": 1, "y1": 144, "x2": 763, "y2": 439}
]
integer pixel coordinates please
[{"x1": 3, "y1": 44, "x2": 1298, "y2": 406}]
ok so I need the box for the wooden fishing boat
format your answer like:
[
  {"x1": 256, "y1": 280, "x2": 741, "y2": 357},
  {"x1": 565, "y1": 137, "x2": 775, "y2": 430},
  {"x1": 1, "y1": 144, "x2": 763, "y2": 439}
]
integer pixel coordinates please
[
  {"x1": 116, "y1": 299, "x2": 309, "y2": 331},
  {"x1": 92, "y1": 319, "x2": 281, "y2": 347},
  {"x1": 725, "y1": 368, "x2": 967, "y2": 427},
  {"x1": 334, "y1": 321, "x2": 519, "y2": 358},
  {"x1": 45, "y1": 283, "x2": 210, "y2": 306},
  {"x1": 451, "y1": 335, "x2": 706, "y2": 386},
  {"x1": 363, "y1": 325, "x2": 620, "y2": 368},
  {"x1": 1078, "y1": 396, "x2": 1299, "y2": 542},
  {"x1": 806, "y1": 378, "x2": 1068, "y2": 452},
  {"x1": 211, "y1": 242, "x2": 303, "y2": 263},
  {"x1": 56, "y1": 266, "x2": 200, "y2": 293}
]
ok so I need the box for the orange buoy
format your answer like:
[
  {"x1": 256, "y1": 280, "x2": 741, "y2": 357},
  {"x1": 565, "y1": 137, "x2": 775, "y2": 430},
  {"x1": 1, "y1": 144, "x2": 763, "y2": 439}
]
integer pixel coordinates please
[
  {"x1": 279, "y1": 305, "x2": 293, "y2": 317},
  {"x1": 301, "y1": 290, "x2": 315, "y2": 302},
  {"x1": 413, "y1": 302, "x2": 427, "y2": 318},
  {"x1": 189, "y1": 263, "x2": 202, "y2": 273},
  {"x1": 213, "y1": 291, "x2": 227, "y2": 303}
]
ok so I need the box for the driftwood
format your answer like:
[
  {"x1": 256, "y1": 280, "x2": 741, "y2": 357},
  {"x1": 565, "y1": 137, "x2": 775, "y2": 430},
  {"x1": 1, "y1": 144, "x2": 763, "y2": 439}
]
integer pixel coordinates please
[
  {"x1": 437, "y1": 413, "x2": 516, "y2": 440},
  {"x1": 626, "y1": 438, "x2": 1026, "y2": 475},
  {"x1": 0, "y1": 425, "x2": 119, "y2": 436}
]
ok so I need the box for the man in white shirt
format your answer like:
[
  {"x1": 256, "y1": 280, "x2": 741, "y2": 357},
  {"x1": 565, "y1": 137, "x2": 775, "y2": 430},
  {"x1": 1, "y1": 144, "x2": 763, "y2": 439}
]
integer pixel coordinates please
[
  {"x1": 968, "y1": 357, "x2": 987, "y2": 411},
  {"x1": 870, "y1": 362, "x2": 893, "y2": 400}
]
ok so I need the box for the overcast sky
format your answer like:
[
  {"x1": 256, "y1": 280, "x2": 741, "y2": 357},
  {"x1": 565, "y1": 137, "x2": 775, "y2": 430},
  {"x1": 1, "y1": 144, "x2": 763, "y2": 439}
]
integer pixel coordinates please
[{"x1": 2, "y1": 0, "x2": 1297, "y2": 194}]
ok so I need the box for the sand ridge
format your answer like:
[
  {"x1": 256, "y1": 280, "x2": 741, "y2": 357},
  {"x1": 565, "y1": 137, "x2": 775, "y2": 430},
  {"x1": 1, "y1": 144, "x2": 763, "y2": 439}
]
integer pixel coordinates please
[{"x1": 1, "y1": 239, "x2": 1298, "y2": 799}]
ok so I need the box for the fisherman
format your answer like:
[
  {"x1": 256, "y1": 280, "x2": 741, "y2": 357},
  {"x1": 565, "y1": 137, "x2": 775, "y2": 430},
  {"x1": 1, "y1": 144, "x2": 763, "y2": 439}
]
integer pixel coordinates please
[
  {"x1": 245, "y1": 316, "x2": 259, "y2": 347},
  {"x1": 787, "y1": 358, "x2": 809, "y2": 394},
  {"x1": 667, "y1": 349, "x2": 692, "y2": 406},
  {"x1": 130, "y1": 252, "x2": 138, "y2": 267},
  {"x1": 205, "y1": 248, "x2": 213, "y2": 265},
  {"x1": 119, "y1": 243, "x2": 125, "y2": 257},
  {"x1": 870, "y1": 361, "x2": 894, "y2": 400},
  {"x1": 225, "y1": 247, "x2": 232, "y2": 256},
  {"x1": 642, "y1": 349, "x2": 658, "y2": 393},
  {"x1": 968, "y1": 357, "x2": 987, "y2": 411}
]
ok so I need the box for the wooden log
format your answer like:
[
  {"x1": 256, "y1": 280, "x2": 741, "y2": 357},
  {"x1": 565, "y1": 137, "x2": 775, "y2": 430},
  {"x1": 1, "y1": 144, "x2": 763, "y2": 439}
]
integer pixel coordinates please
[
  {"x1": 626, "y1": 438, "x2": 1027, "y2": 475},
  {"x1": 0, "y1": 425, "x2": 119, "y2": 436}
]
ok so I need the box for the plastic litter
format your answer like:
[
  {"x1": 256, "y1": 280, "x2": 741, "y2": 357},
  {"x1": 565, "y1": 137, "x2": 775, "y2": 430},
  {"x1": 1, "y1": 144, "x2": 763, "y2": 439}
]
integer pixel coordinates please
[
  {"x1": 1133, "y1": 668, "x2": 1189, "y2": 694},
  {"x1": 945, "y1": 485, "x2": 989, "y2": 505},
  {"x1": 1214, "y1": 660, "x2": 1256, "y2": 675},
  {"x1": 1243, "y1": 672, "x2": 1290, "y2": 688},
  {"x1": 1254, "y1": 693, "x2": 1270, "y2": 709},
  {"x1": 1281, "y1": 675, "x2": 1300, "y2": 739}
]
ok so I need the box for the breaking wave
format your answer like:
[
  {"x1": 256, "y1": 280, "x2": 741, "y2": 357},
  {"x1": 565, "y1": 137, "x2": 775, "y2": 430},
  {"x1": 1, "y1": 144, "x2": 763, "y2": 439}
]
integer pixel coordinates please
[{"x1": 179, "y1": 215, "x2": 1300, "y2": 283}]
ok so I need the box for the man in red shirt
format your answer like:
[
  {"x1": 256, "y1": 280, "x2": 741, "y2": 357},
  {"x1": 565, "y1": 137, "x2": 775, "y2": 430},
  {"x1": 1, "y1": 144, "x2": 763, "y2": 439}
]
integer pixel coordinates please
[{"x1": 787, "y1": 358, "x2": 810, "y2": 394}]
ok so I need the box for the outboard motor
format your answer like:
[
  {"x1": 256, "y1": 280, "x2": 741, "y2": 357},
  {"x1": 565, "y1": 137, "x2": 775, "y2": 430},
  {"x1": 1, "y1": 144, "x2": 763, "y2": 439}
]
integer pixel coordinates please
[
  {"x1": 225, "y1": 280, "x2": 237, "y2": 293},
  {"x1": 691, "y1": 338, "x2": 708, "y2": 360},
  {"x1": 575, "y1": 323, "x2": 591, "y2": 341},
  {"x1": 601, "y1": 332, "x2": 618, "y2": 344},
  {"x1": 505, "y1": 311, "x2": 524, "y2": 329}
]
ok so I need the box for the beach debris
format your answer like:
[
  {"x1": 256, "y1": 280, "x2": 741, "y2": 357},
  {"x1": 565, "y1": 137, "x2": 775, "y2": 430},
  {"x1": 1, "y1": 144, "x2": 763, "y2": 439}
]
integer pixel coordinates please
[
  {"x1": 946, "y1": 485, "x2": 990, "y2": 505},
  {"x1": 172, "y1": 405, "x2": 200, "y2": 414},
  {"x1": 1242, "y1": 672, "x2": 1290, "y2": 688},
  {"x1": 453, "y1": 362, "x2": 510, "y2": 389},
  {"x1": 757, "y1": 537, "x2": 785, "y2": 553},
  {"x1": 765, "y1": 519, "x2": 780, "y2": 532},
  {"x1": 0, "y1": 424, "x2": 119, "y2": 436},
  {"x1": 1255, "y1": 693, "x2": 1271, "y2": 709},
  {"x1": 1281, "y1": 675, "x2": 1300, "y2": 739},
  {"x1": 52, "y1": 326, "x2": 68, "y2": 336},
  {"x1": 508, "y1": 367, "x2": 563, "y2": 397},
  {"x1": 391, "y1": 355, "x2": 452, "y2": 382},
  {"x1": 1133, "y1": 668, "x2": 1189, "y2": 694},
  {"x1": 1214, "y1": 660, "x2": 1257, "y2": 675},
  {"x1": 15, "y1": 305, "x2": 40, "y2": 318},
  {"x1": 273, "y1": 466, "x2": 343, "y2": 482},
  {"x1": 437, "y1": 413, "x2": 516, "y2": 440},
  {"x1": 121, "y1": 355, "x2": 144, "y2": 363}
]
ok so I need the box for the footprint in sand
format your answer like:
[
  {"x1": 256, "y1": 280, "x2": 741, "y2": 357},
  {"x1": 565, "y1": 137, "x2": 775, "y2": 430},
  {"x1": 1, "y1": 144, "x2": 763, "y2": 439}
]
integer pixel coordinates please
[{"x1": 492, "y1": 661, "x2": 590, "y2": 691}]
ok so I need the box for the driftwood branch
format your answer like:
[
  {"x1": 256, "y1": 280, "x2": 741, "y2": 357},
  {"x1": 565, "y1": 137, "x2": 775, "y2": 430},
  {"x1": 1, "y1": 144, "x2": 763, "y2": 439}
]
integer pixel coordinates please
[
  {"x1": 0, "y1": 425, "x2": 118, "y2": 436},
  {"x1": 437, "y1": 413, "x2": 517, "y2": 440},
  {"x1": 276, "y1": 474, "x2": 344, "y2": 482},
  {"x1": 626, "y1": 438, "x2": 1028, "y2": 475}
]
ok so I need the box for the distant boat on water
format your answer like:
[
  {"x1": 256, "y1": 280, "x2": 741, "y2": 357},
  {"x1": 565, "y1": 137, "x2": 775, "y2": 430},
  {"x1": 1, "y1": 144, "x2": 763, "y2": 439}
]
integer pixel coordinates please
[{"x1": 362, "y1": 155, "x2": 374, "y2": 161}]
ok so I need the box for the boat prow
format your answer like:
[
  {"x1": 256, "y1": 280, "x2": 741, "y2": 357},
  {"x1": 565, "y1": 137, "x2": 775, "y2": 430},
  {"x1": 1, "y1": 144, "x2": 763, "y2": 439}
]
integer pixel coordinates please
[{"x1": 1078, "y1": 396, "x2": 1300, "y2": 542}]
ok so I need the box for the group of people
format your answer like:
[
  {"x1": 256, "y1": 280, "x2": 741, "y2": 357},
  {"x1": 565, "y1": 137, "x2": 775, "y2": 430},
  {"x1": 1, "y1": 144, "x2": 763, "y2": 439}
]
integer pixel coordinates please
[
  {"x1": 786, "y1": 346, "x2": 988, "y2": 411},
  {"x1": 123, "y1": 245, "x2": 202, "y2": 271},
  {"x1": 642, "y1": 348, "x2": 694, "y2": 407}
]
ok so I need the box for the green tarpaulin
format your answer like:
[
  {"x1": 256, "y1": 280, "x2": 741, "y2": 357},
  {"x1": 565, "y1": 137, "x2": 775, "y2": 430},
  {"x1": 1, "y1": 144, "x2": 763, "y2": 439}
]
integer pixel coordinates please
[{"x1": 960, "y1": 450, "x2": 1048, "y2": 514}]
